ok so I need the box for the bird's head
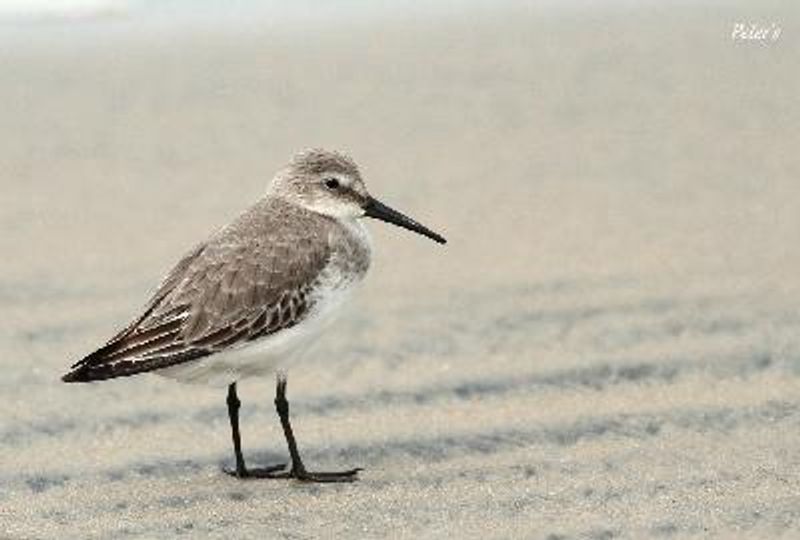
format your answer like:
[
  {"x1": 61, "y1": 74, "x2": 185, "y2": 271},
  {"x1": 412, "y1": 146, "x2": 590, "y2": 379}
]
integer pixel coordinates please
[{"x1": 272, "y1": 149, "x2": 446, "y2": 244}]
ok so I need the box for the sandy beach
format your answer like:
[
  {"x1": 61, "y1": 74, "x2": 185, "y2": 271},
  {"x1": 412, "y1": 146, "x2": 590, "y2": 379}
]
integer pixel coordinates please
[{"x1": 1, "y1": 1, "x2": 799, "y2": 538}]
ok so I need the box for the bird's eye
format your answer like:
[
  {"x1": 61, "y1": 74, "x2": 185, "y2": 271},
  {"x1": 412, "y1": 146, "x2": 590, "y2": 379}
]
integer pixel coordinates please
[{"x1": 324, "y1": 178, "x2": 340, "y2": 190}]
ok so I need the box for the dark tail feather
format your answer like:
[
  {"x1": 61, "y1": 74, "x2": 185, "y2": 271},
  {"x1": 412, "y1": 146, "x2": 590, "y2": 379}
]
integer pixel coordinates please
[
  {"x1": 62, "y1": 347, "x2": 209, "y2": 383},
  {"x1": 61, "y1": 320, "x2": 184, "y2": 383},
  {"x1": 61, "y1": 363, "x2": 130, "y2": 382},
  {"x1": 62, "y1": 366, "x2": 94, "y2": 383},
  {"x1": 61, "y1": 344, "x2": 121, "y2": 383}
]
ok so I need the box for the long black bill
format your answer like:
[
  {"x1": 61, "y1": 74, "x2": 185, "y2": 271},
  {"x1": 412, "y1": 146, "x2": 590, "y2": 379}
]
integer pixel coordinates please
[{"x1": 363, "y1": 196, "x2": 446, "y2": 244}]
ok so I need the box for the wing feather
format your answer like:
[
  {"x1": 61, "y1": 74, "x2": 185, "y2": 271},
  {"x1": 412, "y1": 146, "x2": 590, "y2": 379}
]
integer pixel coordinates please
[{"x1": 62, "y1": 200, "x2": 333, "y2": 383}]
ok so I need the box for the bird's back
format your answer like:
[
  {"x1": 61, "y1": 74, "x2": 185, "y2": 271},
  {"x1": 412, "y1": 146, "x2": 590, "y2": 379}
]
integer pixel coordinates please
[{"x1": 62, "y1": 196, "x2": 370, "y2": 384}]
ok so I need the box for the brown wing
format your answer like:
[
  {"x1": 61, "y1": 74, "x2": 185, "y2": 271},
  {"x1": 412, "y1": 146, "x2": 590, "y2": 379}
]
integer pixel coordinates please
[{"x1": 63, "y1": 201, "x2": 332, "y2": 382}]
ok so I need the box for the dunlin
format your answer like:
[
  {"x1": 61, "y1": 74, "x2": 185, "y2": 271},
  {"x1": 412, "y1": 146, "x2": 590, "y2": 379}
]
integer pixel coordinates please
[{"x1": 62, "y1": 149, "x2": 445, "y2": 482}]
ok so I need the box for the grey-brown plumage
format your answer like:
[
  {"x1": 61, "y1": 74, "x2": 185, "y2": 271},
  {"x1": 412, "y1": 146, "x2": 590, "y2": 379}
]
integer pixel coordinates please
[
  {"x1": 63, "y1": 152, "x2": 372, "y2": 383},
  {"x1": 61, "y1": 148, "x2": 445, "y2": 483}
]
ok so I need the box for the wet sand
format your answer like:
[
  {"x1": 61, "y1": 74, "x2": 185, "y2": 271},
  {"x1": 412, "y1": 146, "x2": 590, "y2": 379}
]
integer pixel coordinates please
[{"x1": 1, "y1": 2, "x2": 799, "y2": 538}]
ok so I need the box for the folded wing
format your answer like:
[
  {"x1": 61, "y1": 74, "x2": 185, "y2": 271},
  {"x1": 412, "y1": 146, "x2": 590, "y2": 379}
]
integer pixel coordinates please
[{"x1": 63, "y1": 230, "x2": 330, "y2": 382}]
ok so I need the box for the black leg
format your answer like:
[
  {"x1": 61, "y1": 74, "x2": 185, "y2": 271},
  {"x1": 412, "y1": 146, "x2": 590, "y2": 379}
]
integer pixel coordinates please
[
  {"x1": 223, "y1": 382, "x2": 285, "y2": 479},
  {"x1": 227, "y1": 382, "x2": 247, "y2": 476},
  {"x1": 269, "y1": 373, "x2": 362, "y2": 483}
]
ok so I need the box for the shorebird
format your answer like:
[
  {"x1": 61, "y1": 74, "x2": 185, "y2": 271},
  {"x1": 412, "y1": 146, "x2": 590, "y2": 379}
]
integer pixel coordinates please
[{"x1": 62, "y1": 149, "x2": 445, "y2": 483}]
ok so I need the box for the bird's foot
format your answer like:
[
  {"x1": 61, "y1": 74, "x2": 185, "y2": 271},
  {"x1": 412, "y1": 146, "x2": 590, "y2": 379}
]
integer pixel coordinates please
[
  {"x1": 269, "y1": 465, "x2": 362, "y2": 483},
  {"x1": 224, "y1": 463, "x2": 361, "y2": 482},
  {"x1": 224, "y1": 463, "x2": 287, "y2": 479}
]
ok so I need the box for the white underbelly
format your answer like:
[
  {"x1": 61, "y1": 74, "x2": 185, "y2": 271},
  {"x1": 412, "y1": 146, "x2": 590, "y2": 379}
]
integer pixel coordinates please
[{"x1": 156, "y1": 281, "x2": 359, "y2": 387}]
